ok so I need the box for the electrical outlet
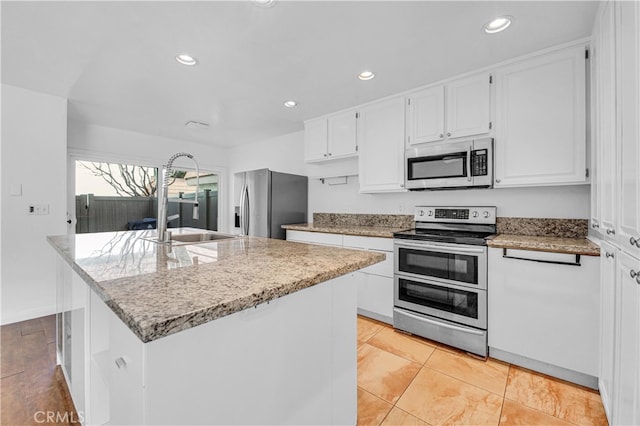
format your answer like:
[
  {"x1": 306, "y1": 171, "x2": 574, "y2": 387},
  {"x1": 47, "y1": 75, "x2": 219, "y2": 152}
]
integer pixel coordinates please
[
  {"x1": 27, "y1": 205, "x2": 36, "y2": 215},
  {"x1": 27, "y1": 204, "x2": 50, "y2": 215}
]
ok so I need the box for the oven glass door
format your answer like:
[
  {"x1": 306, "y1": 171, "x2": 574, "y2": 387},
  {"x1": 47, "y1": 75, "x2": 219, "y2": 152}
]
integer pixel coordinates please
[
  {"x1": 395, "y1": 244, "x2": 485, "y2": 288},
  {"x1": 395, "y1": 277, "x2": 486, "y2": 328}
]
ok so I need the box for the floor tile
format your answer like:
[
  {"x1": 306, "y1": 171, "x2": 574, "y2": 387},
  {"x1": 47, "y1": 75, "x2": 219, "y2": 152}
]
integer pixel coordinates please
[
  {"x1": 381, "y1": 407, "x2": 430, "y2": 426},
  {"x1": 396, "y1": 367, "x2": 503, "y2": 426},
  {"x1": 499, "y1": 398, "x2": 573, "y2": 425},
  {"x1": 367, "y1": 327, "x2": 436, "y2": 365},
  {"x1": 357, "y1": 343, "x2": 421, "y2": 404},
  {"x1": 358, "y1": 316, "x2": 386, "y2": 343},
  {"x1": 505, "y1": 366, "x2": 607, "y2": 426},
  {"x1": 0, "y1": 372, "x2": 30, "y2": 425},
  {"x1": 1, "y1": 325, "x2": 25, "y2": 378},
  {"x1": 20, "y1": 318, "x2": 44, "y2": 336},
  {"x1": 357, "y1": 387, "x2": 393, "y2": 426},
  {"x1": 425, "y1": 349, "x2": 509, "y2": 396}
]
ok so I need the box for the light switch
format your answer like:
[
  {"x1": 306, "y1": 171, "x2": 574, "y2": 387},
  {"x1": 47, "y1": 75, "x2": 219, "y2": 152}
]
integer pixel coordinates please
[{"x1": 10, "y1": 184, "x2": 22, "y2": 196}]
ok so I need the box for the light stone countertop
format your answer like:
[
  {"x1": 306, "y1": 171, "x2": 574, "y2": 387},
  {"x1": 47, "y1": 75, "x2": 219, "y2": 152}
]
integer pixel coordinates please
[
  {"x1": 282, "y1": 223, "x2": 410, "y2": 238},
  {"x1": 47, "y1": 229, "x2": 385, "y2": 343},
  {"x1": 487, "y1": 234, "x2": 601, "y2": 256}
]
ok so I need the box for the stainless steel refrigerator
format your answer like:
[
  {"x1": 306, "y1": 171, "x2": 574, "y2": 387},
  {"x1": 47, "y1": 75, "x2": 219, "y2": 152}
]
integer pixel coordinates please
[{"x1": 234, "y1": 169, "x2": 308, "y2": 239}]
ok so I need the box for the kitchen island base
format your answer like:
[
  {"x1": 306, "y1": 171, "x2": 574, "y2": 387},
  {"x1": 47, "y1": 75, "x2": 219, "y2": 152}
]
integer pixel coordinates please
[{"x1": 83, "y1": 272, "x2": 357, "y2": 425}]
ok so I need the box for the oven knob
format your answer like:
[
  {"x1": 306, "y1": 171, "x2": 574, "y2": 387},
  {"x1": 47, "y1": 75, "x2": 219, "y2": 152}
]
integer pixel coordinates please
[
  {"x1": 472, "y1": 211, "x2": 479, "y2": 218},
  {"x1": 427, "y1": 210, "x2": 434, "y2": 216},
  {"x1": 418, "y1": 210, "x2": 425, "y2": 217},
  {"x1": 483, "y1": 211, "x2": 491, "y2": 218}
]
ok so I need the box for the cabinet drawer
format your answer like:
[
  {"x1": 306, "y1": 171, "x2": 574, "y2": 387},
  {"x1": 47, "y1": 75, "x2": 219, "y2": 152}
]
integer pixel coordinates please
[
  {"x1": 286, "y1": 230, "x2": 344, "y2": 247},
  {"x1": 359, "y1": 251, "x2": 392, "y2": 278},
  {"x1": 343, "y1": 235, "x2": 394, "y2": 252},
  {"x1": 357, "y1": 272, "x2": 393, "y2": 324}
]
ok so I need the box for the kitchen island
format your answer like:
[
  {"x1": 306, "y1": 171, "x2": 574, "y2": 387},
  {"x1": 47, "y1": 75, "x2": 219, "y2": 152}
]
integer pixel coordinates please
[{"x1": 47, "y1": 228, "x2": 384, "y2": 425}]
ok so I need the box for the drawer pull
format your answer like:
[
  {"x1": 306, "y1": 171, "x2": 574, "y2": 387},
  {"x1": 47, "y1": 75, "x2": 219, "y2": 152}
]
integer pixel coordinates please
[
  {"x1": 606, "y1": 228, "x2": 615, "y2": 235},
  {"x1": 605, "y1": 252, "x2": 614, "y2": 258},
  {"x1": 502, "y1": 248, "x2": 581, "y2": 267},
  {"x1": 630, "y1": 236, "x2": 640, "y2": 248},
  {"x1": 115, "y1": 357, "x2": 127, "y2": 369}
]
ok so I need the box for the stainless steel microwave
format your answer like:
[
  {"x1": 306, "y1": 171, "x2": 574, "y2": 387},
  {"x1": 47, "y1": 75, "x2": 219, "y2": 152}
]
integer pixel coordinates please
[{"x1": 405, "y1": 138, "x2": 493, "y2": 190}]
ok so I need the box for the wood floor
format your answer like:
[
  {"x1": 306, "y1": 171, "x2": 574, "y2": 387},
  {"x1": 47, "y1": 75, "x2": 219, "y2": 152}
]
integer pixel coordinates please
[
  {"x1": 0, "y1": 315, "x2": 79, "y2": 425},
  {"x1": 1, "y1": 315, "x2": 607, "y2": 425}
]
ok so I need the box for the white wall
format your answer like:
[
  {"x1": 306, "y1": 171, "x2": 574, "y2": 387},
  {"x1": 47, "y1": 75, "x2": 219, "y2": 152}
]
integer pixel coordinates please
[
  {"x1": 229, "y1": 130, "x2": 591, "y2": 223},
  {"x1": 67, "y1": 120, "x2": 231, "y2": 232},
  {"x1": 1, "y1": 84, "x2": 68, "y2": 324}
]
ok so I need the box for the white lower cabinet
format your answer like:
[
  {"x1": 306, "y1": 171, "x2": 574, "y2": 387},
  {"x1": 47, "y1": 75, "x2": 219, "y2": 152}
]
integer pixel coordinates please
[
  {"x1": 598, "y1": 242, "x2": 616, "y2": 422},
  {"x1": 488, "y1": 248, "x2": 600, "y2": 387},
  {"x1": 613, "y1": 250, "x2": 640, "y2": 425},
  {"x1": 287, "y1": 231, "x2": 394, "y2": 324}
]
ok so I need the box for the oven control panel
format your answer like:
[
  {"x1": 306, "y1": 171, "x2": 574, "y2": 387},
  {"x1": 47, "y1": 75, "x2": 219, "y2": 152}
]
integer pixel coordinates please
[{"x1": 415, "y1": 206, "x2": 496, "y2": 224}]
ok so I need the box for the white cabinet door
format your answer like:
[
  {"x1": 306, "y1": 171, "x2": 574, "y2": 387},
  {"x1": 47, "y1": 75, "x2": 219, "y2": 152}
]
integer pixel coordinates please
[
  {"x1": 598, "y1": 1, "x2": 618, "y2": 239},
  {"x1": 616, "y1": 0, "x2": 640, "y2": 259},
  {"x1": 488, "y1": 248, "x2": 600, "y2": 380},
  {"x1": 304, "y1": 118, "x2": 328, "y2": 162},
  {"x1": 614, "y1": 251, "x2": 640, "y2": 426},
  {"x1": 406, "y1": 86, "x2": 445, "y2": 145},
  {"x1": 286, "y1": 230, "x2": 344, "y2": 247},
  {"x1": 446, "y1": 73, "x2": 491, "y2": 139},
  {"x1": 495, "y1": 45, "x2": 587, "y2": 187},
  {"x1": 328, "y1": 110, "x2": 358, "y2": 159},
  {"x1": 599, "y1": 242, "x2": 617, "y2": 423},
  {"x1": 358, "y1": 97, "x2": 406, "y2": 193},
  {"x1": 356, "y1": 272, "x2": 393, "y2": 324}
]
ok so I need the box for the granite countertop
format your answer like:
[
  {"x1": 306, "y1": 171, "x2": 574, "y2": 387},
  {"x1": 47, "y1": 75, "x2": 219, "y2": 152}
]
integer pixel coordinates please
[
  {"x1": 282, "y1": 223, "x2": 409, "y2": 238},
  {"x1": 47, "y1": 229, "x2": 384, "y2": 343},
  {"x1": 487, "y1": 234, "x2": 601, "y2": 256}
]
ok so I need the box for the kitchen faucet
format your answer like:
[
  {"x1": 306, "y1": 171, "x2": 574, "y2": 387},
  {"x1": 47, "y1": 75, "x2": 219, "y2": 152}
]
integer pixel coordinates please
[{"x1": 157, "y1": 152, "x2": 200, "y2": 242}]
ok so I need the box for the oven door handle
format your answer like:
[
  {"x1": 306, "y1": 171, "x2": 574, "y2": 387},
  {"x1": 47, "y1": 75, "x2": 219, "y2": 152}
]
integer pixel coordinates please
[
  {"x1": 395, "y1": 240, "x2": 485, "y2": 254},
  {"x1": 466, "y1": 146, "x2": 472, "y2": 182},
  {"x1": 398, "y1": 310, "x2": 485, "y2": 336}
]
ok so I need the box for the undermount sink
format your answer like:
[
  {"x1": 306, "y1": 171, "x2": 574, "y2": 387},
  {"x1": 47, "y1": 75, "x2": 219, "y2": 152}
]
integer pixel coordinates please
[{"x1": 170, "y1": 232, "x2": 237, "y2": 244}]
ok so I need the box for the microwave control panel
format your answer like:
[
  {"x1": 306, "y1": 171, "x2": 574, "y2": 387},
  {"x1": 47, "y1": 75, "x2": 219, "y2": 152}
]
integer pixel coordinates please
[{"x1": 471, "y1": 150, "x2": 488, "y2": 176}]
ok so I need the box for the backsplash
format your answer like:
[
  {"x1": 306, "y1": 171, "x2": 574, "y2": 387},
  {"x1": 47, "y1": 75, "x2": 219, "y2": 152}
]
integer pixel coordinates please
[
  {"x1": 496, "y1": 217, "x2": 588, "y2": 238},
  {"x1": 313, "y1": 213, "x2": 414, "y2": 228}
]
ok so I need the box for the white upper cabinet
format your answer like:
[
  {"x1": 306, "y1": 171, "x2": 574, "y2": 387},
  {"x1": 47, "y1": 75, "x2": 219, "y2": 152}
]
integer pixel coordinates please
[
  {"x1": 494, "y1": 45, "x2": 587, "y2": 187},
  {"x1": 406, "y1": 72, "x2": 491, "y2": 146},
  {"x1": 304, "y1": 118, "x2": 329, "y2": 162},
  {"x1": 446, "y1": 73, "x2": 492, "y2": 139},
  {"x1": 616, "y1": 0, "x2": 640, "y2": 258},
  {"x1": 358, "y1": 97, "x2": 406, "y2": 193},
  {"x1": 304, "y1": 110, "x2": 357, "y2": 162},
  {"x1": 406, "y1": 86, "x2": 445, "y2": 144}
]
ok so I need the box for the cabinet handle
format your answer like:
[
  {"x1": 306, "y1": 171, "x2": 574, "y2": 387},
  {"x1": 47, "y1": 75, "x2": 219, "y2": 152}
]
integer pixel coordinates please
[
  {"x1": 328, "y1": 152, "x2": 332, "y2": 156},
  {"x1": 439, "y1": 133, "x2": 444, "y2": 138},
  {"x1": 115, "y1": 357, "x2": 127, "y2": 369},
  {"x1": 592, "y1": 223, "x2": 600, "y2": 229},
  {"x1": 605, "y1": 252, "x2": 614, "y2": 258},
  {"x1": 447, "y1": 132, "x2": 451, "y2": 137},
  {"x1": 606, "y1": 228, "x2": 616, "y2": 235},
  {"x1": 495, "y1": 179, "x2": 501, "y2": 184},
  {"x1": 631, "y1": 236, "x2": 640, "y2": 247},
  {"x1": 323, "y1": 153, "x2": 327, "y2": 157},
  {"x1": 630, "y1": 270, "x2": 640, "y2": 285}
]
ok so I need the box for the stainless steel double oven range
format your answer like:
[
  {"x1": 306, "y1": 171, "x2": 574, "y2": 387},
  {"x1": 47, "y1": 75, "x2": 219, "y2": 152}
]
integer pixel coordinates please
[{"x1": 393, "y1": 206, "x2": 496, "y2": 358}]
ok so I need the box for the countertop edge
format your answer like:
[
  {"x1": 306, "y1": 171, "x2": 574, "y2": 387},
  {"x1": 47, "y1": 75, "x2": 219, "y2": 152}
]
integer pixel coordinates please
[
  {"x1": 282, "y1": 223, "x2": 405, "y2": 238},
  {"x1": 486, "y1": 234, "x2": 601, "y2": 256}
]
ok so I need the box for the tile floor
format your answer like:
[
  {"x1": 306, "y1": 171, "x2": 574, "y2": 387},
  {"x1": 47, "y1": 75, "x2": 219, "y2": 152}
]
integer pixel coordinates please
[{"x1": 356, "y1": 315, "x2": 608, "y2": 426}]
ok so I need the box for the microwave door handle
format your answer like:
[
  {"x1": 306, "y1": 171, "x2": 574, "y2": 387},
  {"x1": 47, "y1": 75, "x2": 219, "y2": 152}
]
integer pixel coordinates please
[
  {"x1": 466, "y1": 146, "x2": 472, "y2": 182},
  {"x1": 395, "y1": 240, "x2": 485, "y2": 254}
]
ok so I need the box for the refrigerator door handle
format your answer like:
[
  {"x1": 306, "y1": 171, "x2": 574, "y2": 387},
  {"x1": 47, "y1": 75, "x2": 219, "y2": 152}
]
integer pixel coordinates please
[{"x1": 241, "y1": 184, "x2": 250, "y2": 236}]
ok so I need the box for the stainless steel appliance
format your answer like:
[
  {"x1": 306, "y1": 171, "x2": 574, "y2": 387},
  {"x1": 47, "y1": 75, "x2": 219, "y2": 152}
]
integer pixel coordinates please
[
  {"x1": 405, "y1": 138, "x2": 493, "y2": 190},
  {"x1": 393, "y1": 206, "x2": 496, "y2": 357},
  {"x1": 234, "y1": 169, "x2": 308, "y2": 239}
]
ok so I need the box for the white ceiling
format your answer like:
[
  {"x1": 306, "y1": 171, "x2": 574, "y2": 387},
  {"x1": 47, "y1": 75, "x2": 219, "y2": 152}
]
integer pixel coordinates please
[{"x1": 1, "y1": 1, "x2": 599, "y2": 148}]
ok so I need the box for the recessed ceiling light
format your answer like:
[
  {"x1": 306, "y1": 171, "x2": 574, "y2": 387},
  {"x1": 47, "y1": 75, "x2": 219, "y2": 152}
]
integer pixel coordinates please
[
  {"x1": 358, "y1": 71, "x2": 375, "y2": 81},
  {"x1": 253, "y1": 0, "x2": 276, "y2": 8},
  {"x1": 185, "y1": 121, "x2": 209, "y2": 129},
  {"x1": 283, "y1": 100, "x2": 298, "y2": 108},
  {"x1": 484, "y1": 16, "x2": 513, "y2": 34},
  {"x1": 175, "y1": 54, "x2": 197, "y2": 66}
]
